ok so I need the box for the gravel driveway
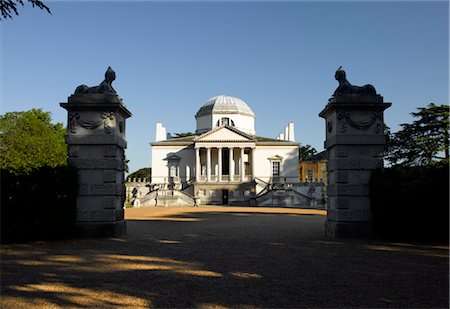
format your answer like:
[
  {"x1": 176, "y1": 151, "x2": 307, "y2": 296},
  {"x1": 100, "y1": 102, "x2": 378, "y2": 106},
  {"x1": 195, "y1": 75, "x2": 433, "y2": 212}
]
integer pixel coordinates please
[{"x1": 1, "y1": 206, "x2": 448, "y2": 308}]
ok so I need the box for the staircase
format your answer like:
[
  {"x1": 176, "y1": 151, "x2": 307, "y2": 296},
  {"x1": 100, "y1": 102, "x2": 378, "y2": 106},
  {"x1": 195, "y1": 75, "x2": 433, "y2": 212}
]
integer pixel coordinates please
[
  {"x1": 136, "y1": 187, "x2": 196, "y2": 207},
  {"x1": 254, "y1": 178, "x2": 314, "y2": 207}
]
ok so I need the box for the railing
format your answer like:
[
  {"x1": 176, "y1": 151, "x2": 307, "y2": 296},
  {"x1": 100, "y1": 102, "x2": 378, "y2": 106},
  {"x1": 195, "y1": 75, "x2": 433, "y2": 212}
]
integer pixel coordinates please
[{"x1": 193, "y1": 174, "x2": 254, "y2": 183}]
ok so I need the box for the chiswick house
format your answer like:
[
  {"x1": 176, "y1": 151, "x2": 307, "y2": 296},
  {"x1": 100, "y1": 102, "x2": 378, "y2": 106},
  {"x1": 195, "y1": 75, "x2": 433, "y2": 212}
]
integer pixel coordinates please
[{"x1": 131, "y1": 95, "x2": 319, "y2": 207}]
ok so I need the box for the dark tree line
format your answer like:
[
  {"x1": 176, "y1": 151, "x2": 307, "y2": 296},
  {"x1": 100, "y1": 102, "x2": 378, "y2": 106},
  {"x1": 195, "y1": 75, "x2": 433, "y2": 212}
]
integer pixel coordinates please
[{"x1": 385, "y1": 103, "x2": 449, "y2": 167}]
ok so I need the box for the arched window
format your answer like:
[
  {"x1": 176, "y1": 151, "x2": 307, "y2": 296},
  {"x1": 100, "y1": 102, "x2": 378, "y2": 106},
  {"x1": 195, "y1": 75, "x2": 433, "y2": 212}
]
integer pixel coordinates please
[{"x1": 219, "y1": 117, "x2": 235, "y2": 127}]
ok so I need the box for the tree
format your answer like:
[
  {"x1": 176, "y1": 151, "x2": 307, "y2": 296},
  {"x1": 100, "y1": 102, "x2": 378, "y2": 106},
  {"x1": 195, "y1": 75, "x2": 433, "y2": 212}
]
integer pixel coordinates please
[
  {"x1": 299, "y1": 144, "x2": 317, "y2": 162},
  {"x1": 386, "y1": 103, "x2": 449, "y2": 167},
  {"x1": 174, "y1": 132, "x2": 196, "y2": 138},
  {"x1": 127, "y1": 167, "x2": 151, "y2": 182},
  {"x1": 0, "y1": 0, "x2": 50, "y2": 20},
  {"x1": 0, "y1": 109, "x2": 67, "y2": 174}
]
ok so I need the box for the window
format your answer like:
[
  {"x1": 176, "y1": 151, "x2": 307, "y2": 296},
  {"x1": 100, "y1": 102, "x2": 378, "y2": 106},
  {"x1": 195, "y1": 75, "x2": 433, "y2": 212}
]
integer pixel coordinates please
[
  {"x1": 169, "y1": 165, "x2": 178, "y2": 177},
  {"x1": 219, "y1": 117, "x2": 235, "y2": 127},
  {"x1": 272, "y1": 161, "x2": 280, "y2": 176},
  {"x1": 307, "y1": 169, "x2": 313, "y2": 182}
]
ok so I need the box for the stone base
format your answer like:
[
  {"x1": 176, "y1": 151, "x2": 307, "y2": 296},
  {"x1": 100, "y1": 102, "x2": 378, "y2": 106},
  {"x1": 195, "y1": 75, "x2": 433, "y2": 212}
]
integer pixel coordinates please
[
  {"x1": 325, "y1": 220, "x2": 373, "y2": 238},
  {"x1": 75, "y1": 220, "x2": 126, "y2": 238}
]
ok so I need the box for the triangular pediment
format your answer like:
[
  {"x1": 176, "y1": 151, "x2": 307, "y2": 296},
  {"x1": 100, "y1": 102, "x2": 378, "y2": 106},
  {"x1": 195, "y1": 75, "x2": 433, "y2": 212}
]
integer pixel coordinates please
[
  {"x1": 164, "y1": 154, "x2": 181, "y2": 161},
  {"x1": 194, "y1": 126, "x2": 254, "y2": 142}
]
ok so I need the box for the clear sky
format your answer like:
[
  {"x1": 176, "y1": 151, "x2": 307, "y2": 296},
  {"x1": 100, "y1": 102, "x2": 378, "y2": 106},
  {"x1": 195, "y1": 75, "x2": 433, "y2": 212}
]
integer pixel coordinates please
[{"x1": 1, "y1": 0, "x2": 448, "y2": 174}]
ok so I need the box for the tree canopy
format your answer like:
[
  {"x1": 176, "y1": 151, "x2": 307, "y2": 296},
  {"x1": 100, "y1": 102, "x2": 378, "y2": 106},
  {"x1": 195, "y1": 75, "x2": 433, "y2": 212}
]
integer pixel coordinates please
[
  {"x1": 386, "y1": 103, "x2": 449, "y2": 167},
  {"x1": 127, "y1": 167, "x2": 151, "y2": 182},
  {"x1": 0, "y1": 0, "x2": 50, "y2": 20},
  {"x1": 299, "y1": 144, "x2": 317, "y2": 162},
  {"x1": 174, "y1": 132, "x2": 196, "y2": 138},
  {"x1": 0, "y1": 109, "x2": 67, "y2": 174}
]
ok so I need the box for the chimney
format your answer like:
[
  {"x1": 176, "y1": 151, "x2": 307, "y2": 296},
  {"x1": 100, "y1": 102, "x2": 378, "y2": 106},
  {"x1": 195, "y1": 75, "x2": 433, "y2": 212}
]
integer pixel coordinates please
[
  {"x1": 288, "y1": 122, "x2": 295, "y2": 142},
  {"x1": 155, "y1": 122, "x2": 167, "y2": 142}
]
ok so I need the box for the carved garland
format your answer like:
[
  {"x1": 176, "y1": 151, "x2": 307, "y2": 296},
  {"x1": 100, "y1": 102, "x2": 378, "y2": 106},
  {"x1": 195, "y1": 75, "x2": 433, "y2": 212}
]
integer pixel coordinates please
[
  {"x1": 69, "y1": 112, "x2": 115, "y2": 134},
  {"x1": 337, "y1": 112, "x2": 381, "y2": 133}
]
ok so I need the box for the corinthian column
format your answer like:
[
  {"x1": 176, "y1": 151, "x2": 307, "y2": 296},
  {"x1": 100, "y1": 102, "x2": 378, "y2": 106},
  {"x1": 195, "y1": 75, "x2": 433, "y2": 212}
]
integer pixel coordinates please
[
  {"x1": 195, "y1": 147, "x2": 200, "y2": 181},
  {"x1": 240, "y1": 147, "x2": 245, "y2": 181},
  {"x1": 218, "y1": 147, "x2": 222, "y2": 182},
  {"x1": 206, "y1": 147, "x2": 211, "y2": 182},
  {"x1": 229, "y1": 147, "x2": 234, "y2": 181}
]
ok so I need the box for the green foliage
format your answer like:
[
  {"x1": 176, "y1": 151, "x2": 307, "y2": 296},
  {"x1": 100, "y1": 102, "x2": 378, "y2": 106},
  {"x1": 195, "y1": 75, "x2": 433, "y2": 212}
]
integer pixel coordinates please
[
  {"x1": 298, "y1": 144, "x2": 317, "y2": 162},
  {"x1": 0, "y1": 109, "x2": 67, "y2": 174},
  {"x1": 370, "y1": 164, "x2": 449, "y2": 243},
  {"x1": 0, "y1": 0, "x2": 51, "y2": 20},
  {"x1": 174, "y1": 132, "x2": 196, "y2": 138},
  {"x1": 127, "y1": 167, "x2": 151, "y2": 182},
  {"x1": 386, "y1": 103, "x2": 449, "y2": 167},
  {"x1": 1, "y1": 165, "x2": 79, "y2": 243}
]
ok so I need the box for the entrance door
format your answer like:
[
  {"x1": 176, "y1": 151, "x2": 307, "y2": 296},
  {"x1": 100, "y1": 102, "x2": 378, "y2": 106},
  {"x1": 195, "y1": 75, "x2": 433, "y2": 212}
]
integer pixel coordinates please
[{"x1": 222, "y1": 189, "x2": 229, "y2": 205}]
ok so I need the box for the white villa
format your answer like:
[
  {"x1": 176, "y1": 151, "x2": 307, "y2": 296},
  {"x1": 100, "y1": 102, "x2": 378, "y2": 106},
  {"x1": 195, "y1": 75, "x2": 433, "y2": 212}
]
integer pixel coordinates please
[{"x1": 131, "y1": 95, "x2": 319, "y2": 207}]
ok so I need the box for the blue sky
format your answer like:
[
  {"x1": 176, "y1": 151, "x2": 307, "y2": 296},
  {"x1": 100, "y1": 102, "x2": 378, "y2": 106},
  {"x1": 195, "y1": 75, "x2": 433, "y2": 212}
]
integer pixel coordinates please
[{"x1": 1, "y1": 0, "x2": 448, "y2": 173}]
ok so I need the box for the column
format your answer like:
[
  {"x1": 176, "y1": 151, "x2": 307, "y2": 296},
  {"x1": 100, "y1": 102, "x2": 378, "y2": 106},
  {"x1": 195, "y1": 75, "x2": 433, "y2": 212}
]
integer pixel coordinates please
[
  {"x1": 251, "y1": 148, "x2": 255, "y2": 180},
  {"x1": 240, "y1": 147, "x2": 245, "y2": 181},
  {"x1": 229, "y1": 147, "x2": 234, "y2": 181},
  {"x1": 195, "y1": 147, "x2": 200, "y2": 181},
  {"x1": 206, "y1": 147, "x2": 211, "y2": 182},
  {"x1": 218, "y1": 147, "x2": 222, "y2": 182},
  {"x1": 319, "y1": 90, "x2": 391, "y2": 238},
  {"x1": 60, "y1": 91, "x2": 131, "y2": 237}
]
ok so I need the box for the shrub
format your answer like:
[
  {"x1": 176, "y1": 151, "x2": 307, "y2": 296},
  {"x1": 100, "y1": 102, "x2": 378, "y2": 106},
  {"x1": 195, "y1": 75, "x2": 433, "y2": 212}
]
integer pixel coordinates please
[
  {"x1": 370, "y1": 164, "x2": 449, "y2": 243},
  {"x1": 1, "y1": 165, "x2": 78, "y2": 243}
]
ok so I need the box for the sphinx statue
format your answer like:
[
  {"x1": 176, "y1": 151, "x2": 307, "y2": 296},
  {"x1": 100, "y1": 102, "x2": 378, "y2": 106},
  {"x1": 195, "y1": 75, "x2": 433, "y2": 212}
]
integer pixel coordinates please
[
  {"x1": 75, "y1": 66, "x2": 117, "y2": 95},
  {"x1": 333, "y1": 66, "x2": 376, "y2": 96}
]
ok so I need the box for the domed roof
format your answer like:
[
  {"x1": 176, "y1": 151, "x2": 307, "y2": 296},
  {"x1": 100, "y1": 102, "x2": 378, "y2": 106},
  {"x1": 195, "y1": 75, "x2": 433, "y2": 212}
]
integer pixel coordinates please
[{"x1": 196, "y1": 95, "x2": 255, "y2": 118}]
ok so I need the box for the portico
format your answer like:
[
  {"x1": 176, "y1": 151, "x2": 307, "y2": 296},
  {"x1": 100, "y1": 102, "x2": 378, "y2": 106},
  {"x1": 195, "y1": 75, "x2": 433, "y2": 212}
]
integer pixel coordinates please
[{"x1": 195, "y1": 145, "x2": 255, "y2": 183}]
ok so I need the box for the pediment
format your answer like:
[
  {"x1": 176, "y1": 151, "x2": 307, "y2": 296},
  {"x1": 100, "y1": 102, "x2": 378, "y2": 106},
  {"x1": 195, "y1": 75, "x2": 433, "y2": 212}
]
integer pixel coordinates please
[
  {"x1": 194, "y1": 126, "x2": 254, "y2": 142},
  {"x1": 164, "y1": 154, "x2": 181, "y2": 161},
  {"x1": 268, "y1": 155, "x2": 284, "y2": 161}
]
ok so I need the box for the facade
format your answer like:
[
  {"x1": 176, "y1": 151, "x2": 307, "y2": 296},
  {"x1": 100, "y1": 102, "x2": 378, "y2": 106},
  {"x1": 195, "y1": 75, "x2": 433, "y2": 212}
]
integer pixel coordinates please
[
  {"x1": 137, "y1": 95, "x2": 320, "y2": 207},
  {"x1": 299, "y1": 151, "x2": 327, "y2": 183}
]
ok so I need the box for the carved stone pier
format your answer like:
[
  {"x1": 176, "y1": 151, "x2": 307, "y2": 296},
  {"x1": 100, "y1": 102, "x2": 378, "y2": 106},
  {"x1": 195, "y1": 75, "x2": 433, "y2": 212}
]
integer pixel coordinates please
[
  {"x1": 320, "y1": 91, "x2": 391, "y2": 237},
  {"x1": 61, "y1": 93, "x2": 131, "y2": 237}
]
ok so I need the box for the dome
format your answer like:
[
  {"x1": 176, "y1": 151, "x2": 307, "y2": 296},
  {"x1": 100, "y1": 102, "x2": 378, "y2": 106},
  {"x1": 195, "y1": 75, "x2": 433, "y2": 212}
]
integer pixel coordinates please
[{"x1": 195, "y1": 95, "x2": 255, "y2": 118}]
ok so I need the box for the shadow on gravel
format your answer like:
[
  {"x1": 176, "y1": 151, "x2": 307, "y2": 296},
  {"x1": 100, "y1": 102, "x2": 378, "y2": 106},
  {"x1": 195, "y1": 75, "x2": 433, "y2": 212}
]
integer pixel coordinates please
[{"x1": 1, "y1": 208, "x2": 448, "y2": 308}]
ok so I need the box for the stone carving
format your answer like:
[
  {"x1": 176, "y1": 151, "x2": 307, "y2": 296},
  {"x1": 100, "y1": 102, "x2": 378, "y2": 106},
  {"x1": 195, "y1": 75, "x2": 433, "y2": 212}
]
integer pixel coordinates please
[
  {"x1": 337, "y1": 111, "x2": 381, "y2": 133},
  {"x1": 333, "y1": 67, "x2": 376, "y2": 96},
  {"x1": 74, "y1": 66, "x2": 117, "y2": 95},
  {"x1": 68, "y1": 112, "x2": 115, "y2": 134},
  {"x1": 69, "y1": 112, "x2": 80, "y2": 133}
]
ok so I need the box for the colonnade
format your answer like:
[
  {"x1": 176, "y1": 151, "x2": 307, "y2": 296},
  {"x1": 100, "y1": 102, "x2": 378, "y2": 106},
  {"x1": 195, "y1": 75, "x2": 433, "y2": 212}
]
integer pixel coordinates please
[{"x1": 195, "y1": 146, "x2": 254, "y2": 182}]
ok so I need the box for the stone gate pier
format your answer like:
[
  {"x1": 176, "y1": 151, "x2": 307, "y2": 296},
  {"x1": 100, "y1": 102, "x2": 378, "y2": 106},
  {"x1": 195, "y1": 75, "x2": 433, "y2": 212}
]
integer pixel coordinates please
[
  {"x1": 319, "y1": 67, "x2": 391, "y2": 237},
  {"x1": 60, "y1": 67, "x2": 132, "y2": 237}
]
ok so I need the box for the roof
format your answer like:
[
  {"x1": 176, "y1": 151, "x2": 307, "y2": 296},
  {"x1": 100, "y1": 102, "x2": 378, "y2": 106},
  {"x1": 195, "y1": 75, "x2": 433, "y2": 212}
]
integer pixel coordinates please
[
  {"x1": 195, "y1": 95, "x2": 255, "y2": 118},
  {"x1": 150, "y1": 129, "x2": 298, "y2": 147}
]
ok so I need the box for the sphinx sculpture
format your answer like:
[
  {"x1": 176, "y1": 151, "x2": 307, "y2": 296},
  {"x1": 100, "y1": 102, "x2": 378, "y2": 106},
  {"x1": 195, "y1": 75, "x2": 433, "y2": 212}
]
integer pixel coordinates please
[
  {"x1": 75, "y1": 66, "x2": 117, "y2": 95},
  {"x1": 333, "y1": 66, "x2": 376, "y2": 96}
]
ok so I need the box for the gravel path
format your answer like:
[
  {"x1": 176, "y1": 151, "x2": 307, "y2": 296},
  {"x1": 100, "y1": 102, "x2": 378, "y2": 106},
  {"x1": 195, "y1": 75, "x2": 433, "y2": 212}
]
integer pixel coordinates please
[{"x1": 1, "y1": 206, "x2": 448, "y2": 308}]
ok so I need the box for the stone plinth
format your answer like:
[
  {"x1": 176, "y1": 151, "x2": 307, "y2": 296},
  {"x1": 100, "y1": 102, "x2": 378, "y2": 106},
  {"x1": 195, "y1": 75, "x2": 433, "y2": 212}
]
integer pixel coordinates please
[
  {"x1": 319, "y1": 94, "x2": 391, "y2": 237},
  {"x1": 61, "y1": 94, "x2": 132, "y2": 237}
]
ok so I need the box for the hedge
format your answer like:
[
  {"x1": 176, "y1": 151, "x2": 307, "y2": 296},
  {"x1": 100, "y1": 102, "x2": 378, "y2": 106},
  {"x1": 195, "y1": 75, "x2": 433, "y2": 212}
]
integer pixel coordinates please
[
  {"x1": 370, "y1": 164, "x2": 449, "y2": 243},
  {"x1": 1, "y1": 166, "x2": 78, "y2": 243}
]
